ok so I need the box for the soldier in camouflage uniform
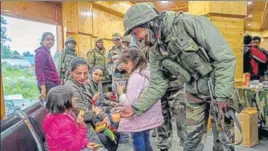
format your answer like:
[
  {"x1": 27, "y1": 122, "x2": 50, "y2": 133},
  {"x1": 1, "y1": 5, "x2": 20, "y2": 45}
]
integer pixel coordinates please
[
  {"x1": 106, "y1": 33, "x2": 126, "y2": 90},
  {"x1": 120, "y1": 3, "x2": 237, "y2": 151},
  {"x1": 57, "y1": 36, "x2": 77, "y2": 84},
  {"x1": 87, "y1": 38, "x2": 110, "y2": 81},
  {"x1": 122, "y1": 35, "x2": 131, "y2": 48}
]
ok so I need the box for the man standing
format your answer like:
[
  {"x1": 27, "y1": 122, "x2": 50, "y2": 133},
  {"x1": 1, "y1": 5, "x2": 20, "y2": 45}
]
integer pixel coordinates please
[
  {"x1": 106, "y1": 33, "x2": 126, "y2": 86},
  {"x1": 120, "y1": 3, "x2": 237, "y2": 151},
  {"x1": 57, "y1": 36, "x2": 77, "y2": 84},
  {"x1": 87, "y1": 38, "x2": 109, "y2": 80},
  {"x1": 253, "y1": 36, "x2": 268, "y2": 79}
]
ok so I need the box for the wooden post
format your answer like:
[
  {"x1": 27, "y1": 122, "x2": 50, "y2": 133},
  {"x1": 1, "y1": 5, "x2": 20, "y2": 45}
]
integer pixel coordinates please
[{"x1": 1, "y1": 74, "x2": 6, "y2": 120}]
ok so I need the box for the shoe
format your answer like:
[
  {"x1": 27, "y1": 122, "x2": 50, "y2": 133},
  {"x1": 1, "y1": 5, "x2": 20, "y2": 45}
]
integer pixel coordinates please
[{"x1": 160, "y1": 149, "x2": 168, "y2": 151}]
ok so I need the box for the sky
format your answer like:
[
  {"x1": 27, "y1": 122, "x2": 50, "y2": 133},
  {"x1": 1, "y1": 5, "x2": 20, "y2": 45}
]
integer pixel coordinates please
[{"x1": 2, "y1": 15, "x2": 57, "y2": 56}]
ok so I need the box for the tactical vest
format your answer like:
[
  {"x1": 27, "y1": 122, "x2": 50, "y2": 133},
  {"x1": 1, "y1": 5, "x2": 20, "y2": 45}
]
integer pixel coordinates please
[{"x1": 157, "y1": 12, "x2": 213, "y2": 89}]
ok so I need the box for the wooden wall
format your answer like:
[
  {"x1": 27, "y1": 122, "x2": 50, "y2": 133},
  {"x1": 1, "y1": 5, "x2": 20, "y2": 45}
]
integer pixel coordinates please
[
  {"x1": 62, "y1": 1, "x2": 132, "y2": 58},
  {"x1": 189, "y1": 1, "x2": 247, "y2": 86}
]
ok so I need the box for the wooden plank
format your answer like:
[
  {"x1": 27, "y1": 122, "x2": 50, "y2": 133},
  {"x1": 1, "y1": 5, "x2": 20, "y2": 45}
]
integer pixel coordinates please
[
  {"x1": 92, "y1": 7, "x2": 124, "y2": 39},
  {"x1": 92, "y1": 2, "x2": 124, "y2": 18},
  {"x1": 261, "y1": 2, "x2": 268, "y2": 30},
  {"x1": 188, "y1": 1, "x2": 210, "y2": 16},
  {"x1": 94, "y1": 1, "x2": 132, "y2": 14},
  {"x1": 210, "y1": 1, "x2": 247, "y2": 16},
  {"x1": 77, "y1": 1, "x2": 93, "y2": 35},
  {"x1": 62, "y1": 2, "x2": 78, "y2": 33},
  {"x1": 1, "y1": 1, "x2": 61, "y2": 25}
]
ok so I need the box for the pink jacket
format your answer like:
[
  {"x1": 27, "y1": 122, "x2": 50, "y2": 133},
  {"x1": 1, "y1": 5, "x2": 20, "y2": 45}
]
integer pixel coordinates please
[
  {"x1": 42, "y1": 112, "x2": 89, "y2": 151},
  {"x1": 117, "y1": 67, "x2": 164, "y2": 132}
]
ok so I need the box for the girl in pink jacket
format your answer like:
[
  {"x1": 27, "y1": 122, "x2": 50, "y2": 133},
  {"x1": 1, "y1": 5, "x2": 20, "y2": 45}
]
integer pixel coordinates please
[
  {"x1": 115, "y1": 48, "x2": 164, "y2": 151},
  {"x1": 42, "y1": 86, "x2": 98, "y2": 151}
]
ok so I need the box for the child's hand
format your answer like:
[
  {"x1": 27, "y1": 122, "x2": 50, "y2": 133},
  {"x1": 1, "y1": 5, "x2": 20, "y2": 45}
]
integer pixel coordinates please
[
  {"x1": 102, "y1": 116, "x2": 111, "y2": 128},
  {"x1": 76, "y1": 115, "x2": 86, "y2": 126},
  {"x1": 87, "y1": 142, "x2": 100, "y2": 150},
  {"x1": 93, "y1": 93, "x2": 100, "y2": 101},
  {"x1": 92, "y1": 106, "x2": 102, "y2": 115},
  {"x1": 111, "y1": 102, "x2": 119, "y2": 107},
  {"x1": 106, "y1": 92, "x2": 113, "y2": 98},
  {"x1": 116, "y1": 83, "x2": 124, "y2": 95}
]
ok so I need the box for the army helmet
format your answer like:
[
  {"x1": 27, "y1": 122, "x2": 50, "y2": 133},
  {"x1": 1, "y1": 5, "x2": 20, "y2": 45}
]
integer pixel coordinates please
[
  {"x1": 65, "y1": 36, "x2": 77, "y2": 45},
  {"x1": 124, "y1": 3, "x2": 159, "y2": 36}
]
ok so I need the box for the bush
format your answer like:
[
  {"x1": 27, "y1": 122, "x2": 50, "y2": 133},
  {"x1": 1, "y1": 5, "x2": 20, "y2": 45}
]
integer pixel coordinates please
[{"x1": 2, "y1": 63, "x2": 39, "y2": 99}]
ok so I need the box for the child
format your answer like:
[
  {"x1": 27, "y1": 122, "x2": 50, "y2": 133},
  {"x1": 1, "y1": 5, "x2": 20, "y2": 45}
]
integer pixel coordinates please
[
  {"x1": 42, "y1": 85, "x2": 98, "y2": 151},
  {"x1": 116, "y1": 48, "x2": 164, "y2": 151}
]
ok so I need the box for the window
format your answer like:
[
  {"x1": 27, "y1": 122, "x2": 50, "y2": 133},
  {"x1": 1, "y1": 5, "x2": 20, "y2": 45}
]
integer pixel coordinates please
[{"x1": 1, "y1": 15, "x2": 58, "y2": 117}]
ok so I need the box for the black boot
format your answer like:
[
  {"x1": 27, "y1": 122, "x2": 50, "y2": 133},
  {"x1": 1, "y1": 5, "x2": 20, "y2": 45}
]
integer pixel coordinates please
[{"x1": 160, "y1": 149, "x2": 168, "y2": 151}]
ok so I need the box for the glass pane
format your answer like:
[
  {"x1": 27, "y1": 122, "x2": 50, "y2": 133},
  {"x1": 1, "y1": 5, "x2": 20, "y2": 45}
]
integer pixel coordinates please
[{"x1": 1, "y1": 15, "x2": 57, "y2": 117}]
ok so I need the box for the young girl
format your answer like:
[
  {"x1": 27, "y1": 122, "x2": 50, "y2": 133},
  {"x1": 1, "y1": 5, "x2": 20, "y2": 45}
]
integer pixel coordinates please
[
  {"x1": 35, "y1": 32, "x2": 61, "y2": 99},
  {"x1": 116, "y1": 48, "x2": 164, "y2": 151},
  {"x1": 42, "y1": 85, "x2": 97, "y2": 151}
]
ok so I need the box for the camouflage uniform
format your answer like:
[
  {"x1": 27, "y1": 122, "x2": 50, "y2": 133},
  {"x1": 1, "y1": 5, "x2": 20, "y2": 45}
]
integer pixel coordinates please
[
  {"x1": 57, "y1": 37, "x2": 77, "y2": 84},
  {"x1": 106, "y1": 33, "x2": 127, "y2": 91},
  {"x1": 124, "y1": 3, "x2": 237, "y2": 151},
  {"x1": 87, "y1": 38, "x2": 109, "y2": 80},
  {"x1": 156, "y1": 86, "x2": 186, "y2": 150}
]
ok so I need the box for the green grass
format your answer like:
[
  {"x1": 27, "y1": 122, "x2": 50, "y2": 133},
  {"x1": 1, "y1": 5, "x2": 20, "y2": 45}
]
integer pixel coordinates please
[{"x1": 2, "y1": 63, "x2": 39, "y2": 99}]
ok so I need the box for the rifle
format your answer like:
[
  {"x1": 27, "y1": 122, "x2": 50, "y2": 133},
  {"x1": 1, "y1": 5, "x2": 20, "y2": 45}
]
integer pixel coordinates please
[{"x1": 207, "y1": 79, "x2": 243, "y2": 151}]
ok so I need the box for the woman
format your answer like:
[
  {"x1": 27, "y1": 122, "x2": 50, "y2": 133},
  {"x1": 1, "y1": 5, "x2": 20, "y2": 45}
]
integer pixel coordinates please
[
  {"x1": 116, "y1": 48, "x2": 164, "y2": 151},
  {"x1": 89, "y1": 66, "x2": 117, "y2": 112},
  {"x1": 35, "y1": 32, "x2": 61, "y2": 99},
  {"x1": 65, "y1": 57, "x2": 119, "y2": 151}
]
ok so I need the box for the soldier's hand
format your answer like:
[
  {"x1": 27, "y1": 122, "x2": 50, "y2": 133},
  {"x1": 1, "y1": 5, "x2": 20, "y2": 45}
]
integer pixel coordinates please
[
  {"x1": 215, "y1": 100, "x2": 229, "y2": 119},
  {"x1": 120, "y1": 107, "x2": 134, "y2": 118}
]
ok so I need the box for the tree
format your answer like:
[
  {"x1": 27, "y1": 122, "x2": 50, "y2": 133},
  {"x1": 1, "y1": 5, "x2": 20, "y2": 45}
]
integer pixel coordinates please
[
  {"x1": 12, "y1": 50, "x2": 20, "y2": 56},
  {"x1": 23, "y1": 51, "x2": 33, "y2": 56},
  {"x1": 1, "y1": 16, "x2": 10, "y2": 46},
  {"x1": 1, "y1": 45, "x2": 12, "y2": 58},
  {"x1": 1, "y1": 16, "x2": 12, "y2": 59}
]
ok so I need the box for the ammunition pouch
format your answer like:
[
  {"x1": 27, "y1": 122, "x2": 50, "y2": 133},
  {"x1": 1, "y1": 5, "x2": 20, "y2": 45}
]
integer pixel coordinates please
[
  {"x1": 161, "y1": 58, "x2": 191, "y2": 84},
  {"x1": 179, "y1": 50, "x2": 213, "y2": 77}
]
